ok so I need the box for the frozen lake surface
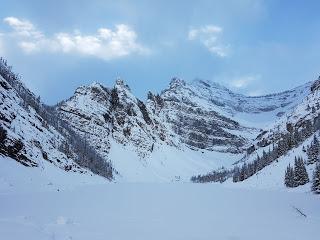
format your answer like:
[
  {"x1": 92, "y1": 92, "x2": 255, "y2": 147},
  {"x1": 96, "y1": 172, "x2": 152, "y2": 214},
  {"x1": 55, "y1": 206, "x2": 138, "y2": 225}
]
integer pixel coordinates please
[{"x1": 0, "y1": 183, "x2": 319, "y2": 240}]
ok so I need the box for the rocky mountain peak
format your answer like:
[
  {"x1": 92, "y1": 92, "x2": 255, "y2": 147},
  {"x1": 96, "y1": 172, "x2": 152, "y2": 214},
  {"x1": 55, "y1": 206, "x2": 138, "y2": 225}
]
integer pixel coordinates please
[
  {"x1": 191, "y1": 79, "x2": 230, "y2": 93},
  {"x1": 169, "y1": 77, "x2": 186, "y2": 89},
  {"x1": 115, "y1": 78, "x2": 124, "y2": 86},
  {"x1": 88, "y1": 81, "x2": 105, "y2": 89},
  {"x1": 75, "y1": 81, "x2": 105, "y2": 94},
  {"x1": 114, "y1": 78, "x2": 131, "y2": 92},
  {"x1": 311, "y1": 77, "x2": 320, "y2": 93}
]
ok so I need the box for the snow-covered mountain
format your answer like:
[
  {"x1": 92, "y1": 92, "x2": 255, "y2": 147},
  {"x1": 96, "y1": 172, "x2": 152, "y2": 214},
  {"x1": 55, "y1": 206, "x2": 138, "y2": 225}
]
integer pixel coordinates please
[
  {"x1": 1, "y1": 59, "x2": 319, "y2": 185},
  {"x1": 0, "y1": 60, "x2": 114, "y2": 181},
  {"x1": 53, "y1": 74, "x2": 312, "y2": 182},
  {"x1": 57, "y1": 79, "x2": 173, "y2": 161},
  {"x1": 226, "y1": 79, "x2": 320, "y2": 188},
  {"x1": 157, "y1": 78, "x2": 310, "y2": 153}
]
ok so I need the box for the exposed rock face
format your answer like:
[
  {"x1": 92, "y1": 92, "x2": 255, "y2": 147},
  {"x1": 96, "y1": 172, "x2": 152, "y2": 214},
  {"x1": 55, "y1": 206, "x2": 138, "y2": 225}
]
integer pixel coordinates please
[
  {"x1": 158, "y1": 101, "x2": 246, "y2": 153},
  {"x1": 311, "y1": 77, "x2": 320, "y2": 92},
  {"x1": 57, "y1": 82, "x2": 113, "y2": 159},
  {"x1": 57, "y1": 77, "x2": 311, "y2": 157},
  {"x1": 57, "y1": 80, "x2": 172, "y2": 159},
  {"x1": 151, "y1": 78, "x2": 310, "y2": 153}
]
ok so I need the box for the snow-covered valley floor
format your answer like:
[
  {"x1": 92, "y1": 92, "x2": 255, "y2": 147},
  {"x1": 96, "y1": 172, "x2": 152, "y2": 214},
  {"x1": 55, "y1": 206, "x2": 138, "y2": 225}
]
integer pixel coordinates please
[
  {"x1": 0, "y1": 184, "x2": 319, "y2": 240},
  {"x1": 0, "y1": 157, "x2": 319, "y2": 240}
]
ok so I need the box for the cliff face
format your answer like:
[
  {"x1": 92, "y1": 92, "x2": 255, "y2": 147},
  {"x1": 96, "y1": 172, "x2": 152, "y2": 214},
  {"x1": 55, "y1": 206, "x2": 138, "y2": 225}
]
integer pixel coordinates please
[
  {"x1": 153, "y1": 78, "x2": 310, "y2": 153},
  {"x1": 57, "y1": 79, "x2": 172, "y2": 162}
]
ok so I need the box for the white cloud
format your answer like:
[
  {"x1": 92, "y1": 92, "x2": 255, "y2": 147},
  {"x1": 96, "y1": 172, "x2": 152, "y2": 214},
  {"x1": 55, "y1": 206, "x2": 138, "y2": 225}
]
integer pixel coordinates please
[
  {"x1": 230, "y1": 74, "x2": 261, "y2": 89},
  {"x1": 18, "y1": 41, "x2": 38, "y2": 53},
  {"x1": 4, "y1": 17, "x2": 43, "y2": 39},
  {"x1": 188, "y1": 25, "x2": 229, "y2": 57},
  {"x1": 3, "y1": 17, "x2": 149, "y2": 60}
]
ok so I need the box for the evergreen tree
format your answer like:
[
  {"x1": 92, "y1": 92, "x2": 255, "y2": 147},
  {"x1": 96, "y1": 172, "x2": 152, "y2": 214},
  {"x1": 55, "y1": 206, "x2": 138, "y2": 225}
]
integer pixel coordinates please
[
  {"x1": 307, "y1": 135, "x2": 320, "y2": 164},
  {"x1": 277, "y1": 140, "x2": 286, "y2": 157},
  {"x1": 240, "y1": 163, "x2": 248, "y2": 181},
  {"x1": 110, "y1": 87, "x2": 119, "y2": 110},
  {"x1": 293, "y1": 129, "x2": 301, "y2": 147},
  {"x1": 294, "y1": 157, "x2": 309, "y2": 186},
  {"x1": 0, "y1": 126, "x2": 7, "y2": 143},
  {"x1": 233, "y1": 167, "x2": 240, "y2": 182},
  {"x1": 311, "y1": 164, "x2": 320, "y2": 194},
  {"x1": 284, "y1": 164, "x2": 295, "y2": 188},
  {"x1": 256, "y1": 154, "x2": 263, "y2": 171},
  {"x1": 304, "y1": 120, "x2": 314, "y2": 138}
]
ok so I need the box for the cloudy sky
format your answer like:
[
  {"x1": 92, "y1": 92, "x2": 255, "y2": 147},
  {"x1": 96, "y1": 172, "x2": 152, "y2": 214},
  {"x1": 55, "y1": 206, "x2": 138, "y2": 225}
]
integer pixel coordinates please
[{"x1": 1, "y1": 0, "x2": 320, "y2": 104}]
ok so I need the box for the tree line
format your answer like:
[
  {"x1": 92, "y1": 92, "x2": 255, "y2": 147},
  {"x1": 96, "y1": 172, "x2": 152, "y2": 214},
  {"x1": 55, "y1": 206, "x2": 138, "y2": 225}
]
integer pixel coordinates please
[
  {"x1": 191, "y1": 168, "x2": 232, "y2": 183},
  {"x1": 233, "y1": 117, "x2": 318, "y2": 183}
]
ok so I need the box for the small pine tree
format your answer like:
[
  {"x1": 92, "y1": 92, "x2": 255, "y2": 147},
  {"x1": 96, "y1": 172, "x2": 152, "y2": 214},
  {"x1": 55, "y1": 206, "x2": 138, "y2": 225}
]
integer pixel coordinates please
[
  {"x1": 311, "y1": 164, "x2": 320, "y2": 194},
  {"x1": 277, "y1": 140, "x2": 287, "y2": 157},
  {"x1": 302, "y1": 145, "x2": 306, "y2": 153},
  {"x1": 0, "y1": 126, "x2": 7, "y2": 143},
  {"x1": 307, "y1": 135, "x2": 320, "y2": 164},
  {"x1": 293, "y1": 129, "x2": 301, "y2": 147},
  {"x1": 284, "y1": 164, "x2": 295, "y2": 188},
  {"x1": 294, "y1": 157, "x2": 309, "y2": 186},
  {"x1": 110, "y1": 87, "x2": 119, "y2": 110},
  {"x1": 233, "y1": 166, "x2": 240, "y2": 182},
  {"x1": 240, "y1": 163, "x2": 247, "y2": 181}
]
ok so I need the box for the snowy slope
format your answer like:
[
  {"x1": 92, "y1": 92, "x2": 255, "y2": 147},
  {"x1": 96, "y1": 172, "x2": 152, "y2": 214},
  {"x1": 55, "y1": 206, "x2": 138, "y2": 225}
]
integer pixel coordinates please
[
  {"x1": 257, "y1": 79, "x2": 320, "y2": 142},
  {"x1": 0, "y1": 75, "x2": 88, "y2": 173},
  {"x1": 229, "y1": 133, "x2": 317, "y2": 190},
  {"x1": 0, "y1": 156, "x2": 106, "y2": 194},
  {"x1": 229, "y1": 78, "x2": 320, "y2": 189},
  {"x1": 109, "y1": 140, "x2": 240, "y2": 182}
]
